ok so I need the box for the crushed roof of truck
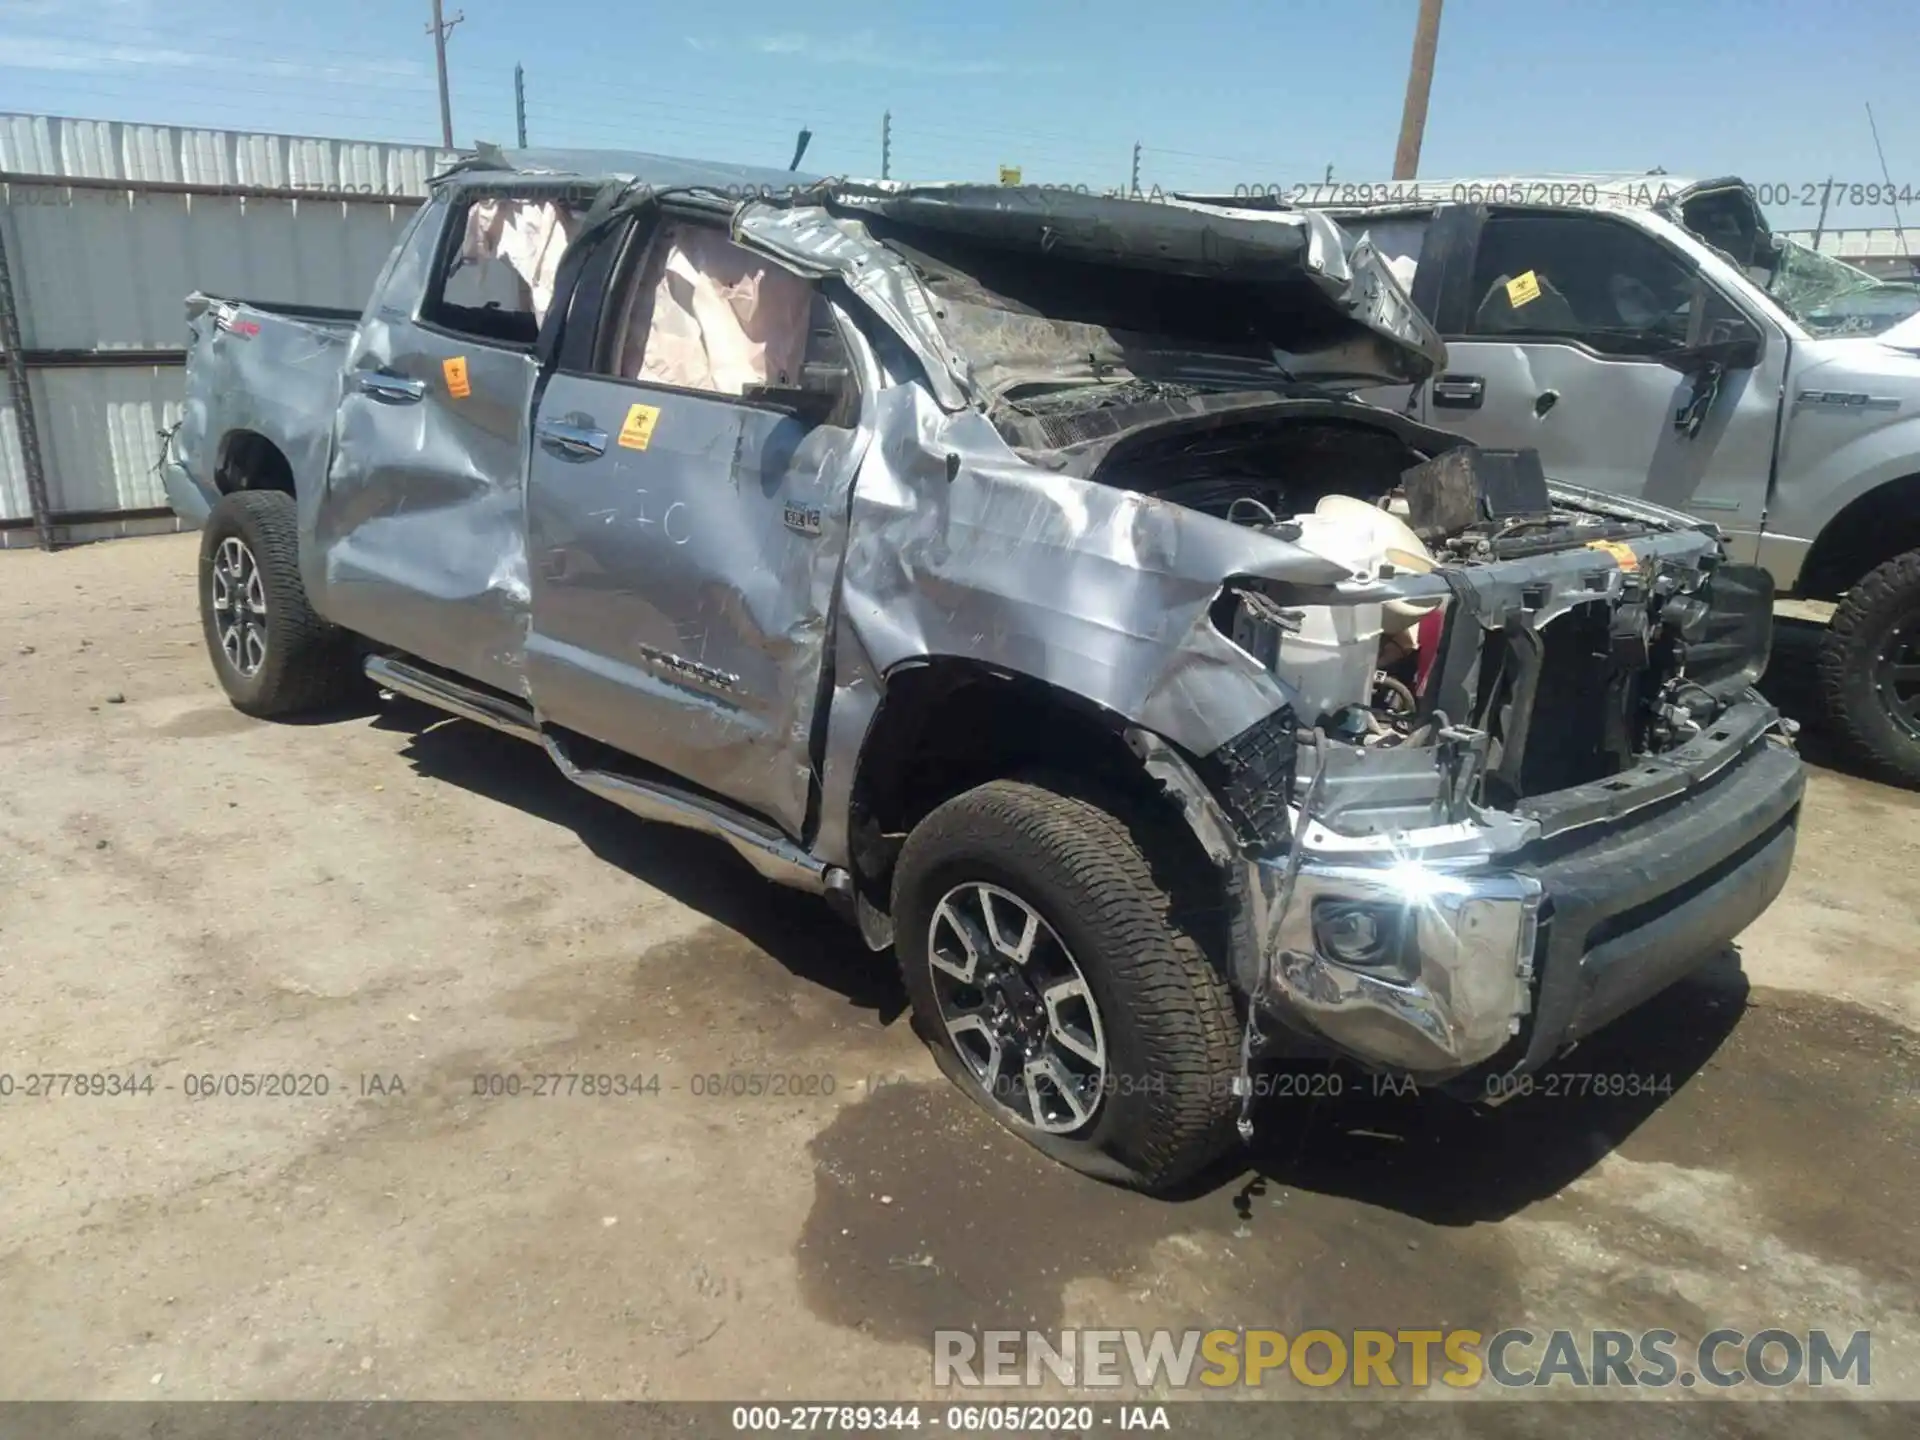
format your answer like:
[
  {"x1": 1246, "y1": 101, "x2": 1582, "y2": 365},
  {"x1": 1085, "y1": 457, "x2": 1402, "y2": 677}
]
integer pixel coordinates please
[
  {"x1": 441, "y1": 149, "x2": 1346, "y2": 285},
  {"x1": 429, "y1": 146, "x2": 1447, "y2": 388},
  {"x1": 433, "y1": 145, "x2": 827, "y2": 195}
]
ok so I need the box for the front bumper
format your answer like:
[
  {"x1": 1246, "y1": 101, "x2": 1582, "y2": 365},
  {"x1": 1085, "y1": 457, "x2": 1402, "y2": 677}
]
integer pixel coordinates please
[{"x1": 1252, "y1": 730, "x2": 1803, "y2": 1079}]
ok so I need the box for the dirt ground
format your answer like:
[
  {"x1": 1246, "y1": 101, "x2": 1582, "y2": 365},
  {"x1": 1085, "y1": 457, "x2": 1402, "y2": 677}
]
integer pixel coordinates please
[{"x1": 1, "y1": 532, "x2": 1917, "y2": 1410}]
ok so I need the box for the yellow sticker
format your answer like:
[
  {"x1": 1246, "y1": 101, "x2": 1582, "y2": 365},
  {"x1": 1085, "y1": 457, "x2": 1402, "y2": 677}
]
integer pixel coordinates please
[
  {"x1": 1585, "y1": 539, "x2": 1639, "y2": 571},
  {"x1": 1505, "y1": 270, "x2": 1542, "y2": 308},
  {"x1": 442, "y1": 356, "x2": 471, "y2": 399},
  {"x1": 618, "y1": 403, "x2": 661, "y2": 451},
  {"x1": 998, "y1": 165, "x2": 1023, "y2": 186}
]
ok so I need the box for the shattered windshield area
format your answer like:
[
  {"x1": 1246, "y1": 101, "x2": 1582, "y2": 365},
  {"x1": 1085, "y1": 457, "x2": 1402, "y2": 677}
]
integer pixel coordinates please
[{"x1": 1766, "y1": 237, "x2": 1920, "y2": 337}]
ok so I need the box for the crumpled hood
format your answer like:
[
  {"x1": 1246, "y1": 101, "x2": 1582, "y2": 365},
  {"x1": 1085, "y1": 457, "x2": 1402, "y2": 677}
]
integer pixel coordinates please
[
  {"x1": 807, "y1": 183, "x2": 1448, "y2": 390},
  {"x1": 1795, "y1": 331, "x2": 1920, "y2": 394},
  {"x1": 1874, "y1": 307, "x2": 1920, "y2": 353}
]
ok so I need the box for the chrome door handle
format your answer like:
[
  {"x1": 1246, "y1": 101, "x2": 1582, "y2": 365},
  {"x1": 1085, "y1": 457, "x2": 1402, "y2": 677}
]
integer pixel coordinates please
[
  {"x1": 356, "y1": 371, "x2": 426, "y2": 404},
  {"x1": 536, "y1": 419, "x2": 609, "y2": 459},
  {"x1": 1431, "y1": 375, "x2": 1486, "y2": 409}
]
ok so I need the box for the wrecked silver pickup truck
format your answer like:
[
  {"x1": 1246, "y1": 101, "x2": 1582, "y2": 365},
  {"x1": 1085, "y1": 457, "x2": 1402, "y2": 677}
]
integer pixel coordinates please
[{"x1": 162, "y1": 151, "x2": 1804, "y2": 1190}]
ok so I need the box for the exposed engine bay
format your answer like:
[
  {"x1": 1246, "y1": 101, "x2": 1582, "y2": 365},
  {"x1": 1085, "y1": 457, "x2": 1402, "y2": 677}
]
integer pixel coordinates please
[{"x1": 995, "y1": 387, "x2": 1774, "y2": 833}]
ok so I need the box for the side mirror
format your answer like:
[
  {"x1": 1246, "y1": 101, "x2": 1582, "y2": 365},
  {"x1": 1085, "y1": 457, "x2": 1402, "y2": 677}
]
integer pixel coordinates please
[{"x1": 1660, "y1": 275, "x2": 1762, "y2": 373}]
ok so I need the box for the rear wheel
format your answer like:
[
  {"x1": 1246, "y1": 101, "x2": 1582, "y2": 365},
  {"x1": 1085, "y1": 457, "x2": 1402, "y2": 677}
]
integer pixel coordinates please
[
  {"x1": 198, "y1": 490, "x2": 357, "y2": 717},
  {"x1": 892, "y1": 777, "x2": 1241, "y2": 1191},
  {"x1": 1819, "y1": 549, "x2": 1920, "y2": 788}
]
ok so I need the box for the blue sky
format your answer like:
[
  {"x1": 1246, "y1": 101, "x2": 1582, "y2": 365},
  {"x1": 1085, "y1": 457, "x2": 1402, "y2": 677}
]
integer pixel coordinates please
[{"x1": 1, "y1": 0, "x2": 1914, "y2": 229}]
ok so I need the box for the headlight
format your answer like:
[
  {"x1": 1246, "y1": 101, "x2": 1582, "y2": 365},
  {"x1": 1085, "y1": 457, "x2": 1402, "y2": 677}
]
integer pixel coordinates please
[
  {"x1": 1310, "y1": 898, "x2": 1406, "y2": 973},
  {"x1": 1261, "y1": 859, "x2": 1545, "y2": 1072}
]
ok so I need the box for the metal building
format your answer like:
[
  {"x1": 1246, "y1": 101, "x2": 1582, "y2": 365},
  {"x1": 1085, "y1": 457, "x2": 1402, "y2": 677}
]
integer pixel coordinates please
[{"x1": 0, "y1": 112, "x2": 456, "y2": 549}]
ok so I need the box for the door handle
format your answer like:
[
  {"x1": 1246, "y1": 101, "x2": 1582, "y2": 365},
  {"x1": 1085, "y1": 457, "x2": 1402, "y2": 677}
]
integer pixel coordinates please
[
  {"x1": 355, "y1": 371, "x2": 426, "y2": 404},
  {"x1": 536, "y1": 418, "x2": 609, "y2": 460},
  {"x1": 1534, "y1": 388, "x2": 1560, "y2": 417},
  {"x1": 1431, "y1": 375, "x2": 1486, "y2": 409}
]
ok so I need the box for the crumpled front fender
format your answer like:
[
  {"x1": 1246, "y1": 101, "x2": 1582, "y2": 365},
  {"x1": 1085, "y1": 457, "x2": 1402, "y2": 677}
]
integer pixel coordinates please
[{"x1": 838, "y1": 383, "x2": 1350, "y2": 758}]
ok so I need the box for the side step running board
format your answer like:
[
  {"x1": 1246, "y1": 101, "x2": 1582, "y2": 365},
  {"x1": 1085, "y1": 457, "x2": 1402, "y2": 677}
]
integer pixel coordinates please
[
  {"x1": 541, "y1": 735, "x2": 833, "y2": 894},
  {"x1": 363, "y1": 654, "x2": 837, "y2": 896},
  {"x1": 365, "y1": 654, "x2": 540, "y2": 741}
]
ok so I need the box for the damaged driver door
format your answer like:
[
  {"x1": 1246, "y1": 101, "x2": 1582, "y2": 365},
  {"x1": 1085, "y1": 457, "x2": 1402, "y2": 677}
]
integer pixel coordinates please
[{"x1": 524, "y1": 212, "x2": 867, "y2": 838}]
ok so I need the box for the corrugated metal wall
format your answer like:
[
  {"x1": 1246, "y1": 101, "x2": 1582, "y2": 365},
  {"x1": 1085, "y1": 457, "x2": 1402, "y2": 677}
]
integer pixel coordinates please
[
  {"x1": 1, "y1": 112, "x2": 454, "y2": 547},
  {"x1": 0, "y1": 112, "x2": 455, "y2": 196}
]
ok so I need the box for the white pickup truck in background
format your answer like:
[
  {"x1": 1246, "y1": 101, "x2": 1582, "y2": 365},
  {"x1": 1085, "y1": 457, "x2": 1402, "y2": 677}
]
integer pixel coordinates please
[{"x1": 1190, "y1": 175, "x2": 1920, "y2": 787}]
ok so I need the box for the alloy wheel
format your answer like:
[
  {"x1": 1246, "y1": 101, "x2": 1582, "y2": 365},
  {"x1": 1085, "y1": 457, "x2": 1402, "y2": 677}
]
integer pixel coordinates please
[
  {"x1": 926, "y1": 881, "x2": 1108, "y2": 1134},
  {"x1": 210, "y1": 537, "x2": 268, "y2": 678}
]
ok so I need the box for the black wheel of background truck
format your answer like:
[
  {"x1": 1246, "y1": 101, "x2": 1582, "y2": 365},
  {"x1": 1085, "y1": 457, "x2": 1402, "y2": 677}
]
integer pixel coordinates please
[
  {"x1": 891, "y1": 777, "x2": 1242, "y2": 1192},
  {"x1": 198, "y1": 490, "x2": 357, "y2": 717},
  {"x1": 1820, "y1": 549, "x2": 1920, "y2": 789}
]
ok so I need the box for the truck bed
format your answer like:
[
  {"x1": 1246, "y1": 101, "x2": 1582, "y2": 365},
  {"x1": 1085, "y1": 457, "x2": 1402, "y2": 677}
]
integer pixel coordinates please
[{"x1": 161, "y1": 294, "x2": 358, "y2": 526}]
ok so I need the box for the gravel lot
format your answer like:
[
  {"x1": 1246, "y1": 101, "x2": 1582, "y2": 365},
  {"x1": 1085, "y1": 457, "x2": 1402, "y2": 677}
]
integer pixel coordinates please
[{"x1": 2, "y1": 532, "x2": 1917, "y2": 1410}]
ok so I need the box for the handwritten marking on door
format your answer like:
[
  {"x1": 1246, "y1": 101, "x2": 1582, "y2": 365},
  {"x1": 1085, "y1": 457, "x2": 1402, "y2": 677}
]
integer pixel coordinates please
[
  {"x1": 442, "y1": 356, "x2": 471, "y2": 398},
  {"x1": 630, "y1": 489, "x2": 691, "y2": 544},
  {"x1": 618, "y1": 404, "x2": 661, "y2": 451}
]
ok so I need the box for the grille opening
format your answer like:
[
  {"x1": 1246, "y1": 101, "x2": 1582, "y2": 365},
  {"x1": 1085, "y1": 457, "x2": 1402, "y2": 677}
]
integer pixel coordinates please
[{"x1": 1481, "y1": 601, "x2": 1633, "y2": 805}]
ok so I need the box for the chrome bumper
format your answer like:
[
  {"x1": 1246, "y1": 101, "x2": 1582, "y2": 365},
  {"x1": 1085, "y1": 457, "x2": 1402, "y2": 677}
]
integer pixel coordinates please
[
  {"x1": 1256, "y1": 857, "x2": 1542, "y2": 1074},
  {"x1": 1249, "y1": 738, "x2": 1802, "y2": 1080}
]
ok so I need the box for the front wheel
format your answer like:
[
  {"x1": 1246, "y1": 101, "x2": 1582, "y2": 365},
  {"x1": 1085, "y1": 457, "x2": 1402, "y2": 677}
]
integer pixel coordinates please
[
  {"x1": 891, "y1": 778, "x2": 1242, "y2": 1191},
  {"x1": 198, "y1": 490, "x2": 357, "y2": 717},
  {"x1": 1819, "y1": 550, "x2": 1920, "y2": 788}
]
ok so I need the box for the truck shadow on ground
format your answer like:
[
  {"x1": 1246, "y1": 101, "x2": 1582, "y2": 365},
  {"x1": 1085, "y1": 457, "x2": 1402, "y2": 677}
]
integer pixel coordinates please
[
  {"x1": 1231, "y1": 949, "x2": 1749, "y2": 1226},
  {"x1": 370, "y1": 697, "x2": 1748, "y2": 1227},
  {"x1": 372, "y1": 699, "x2": 908, "y2": 1023}
]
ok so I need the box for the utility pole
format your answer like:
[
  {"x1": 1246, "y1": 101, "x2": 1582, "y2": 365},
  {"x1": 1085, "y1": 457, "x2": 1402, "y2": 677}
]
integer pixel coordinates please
[
  {"x1": 881, "y1": 110, "x2": 891, "y2": 180},
  {"x1": 427, "y1": 0, "x2": 465, "y2": 150},
  {"x1": 1129, "y1": 141, "x2": 1141, "y2": 197},
  {"x1": 1392, "y1": 0, "x2": 1443, "y2": 181},
  {"x1": 514, "y1": 63, "x2": 527, "y2": 148}
]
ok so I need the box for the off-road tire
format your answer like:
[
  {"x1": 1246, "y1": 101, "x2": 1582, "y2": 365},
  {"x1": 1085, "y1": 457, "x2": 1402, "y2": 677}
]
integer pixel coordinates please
[
  {"x1": 892, "y1": 777, "x2": 1242, "y2": 1191},
  {"x1": 198, "y1": 490, "x2": 358, "y2": 717},
  {"x1": 1819, "y1": 549, "x2": 1920, "y2": 789}
]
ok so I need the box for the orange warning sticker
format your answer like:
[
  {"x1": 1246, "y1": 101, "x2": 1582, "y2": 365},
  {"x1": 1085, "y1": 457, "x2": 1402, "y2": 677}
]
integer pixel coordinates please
[
  {"x1": 1505, "y1": 270, "x2": 1542, "y2": 308},
  {"x1": 442, "y1": 356, "x2": 471, "y2": 399},
  {"x1": 618, "y1": 403, "x2": 661, "y2": 451},
  {"x1": 1585, "y1": 538, "x2": 1639, "y2": 571}
]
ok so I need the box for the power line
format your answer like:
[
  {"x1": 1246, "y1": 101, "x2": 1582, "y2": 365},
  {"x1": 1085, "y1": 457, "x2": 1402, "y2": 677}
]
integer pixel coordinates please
[
  {"x1": 2, "y1": 87, "x2": 441, "y2": 139},
  {"x1": 2, "y1": 23, "x2": 1284, "y2": 182},
  {"x1": 0, "y1": 22, "x2": 435, "y2": 72},
  {"x1": 6, "y1": 16, "x2": 1296, "y2": 171},
  {"x1": 521, "y1": 104, "x2": 1124, "y2": 178}
]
